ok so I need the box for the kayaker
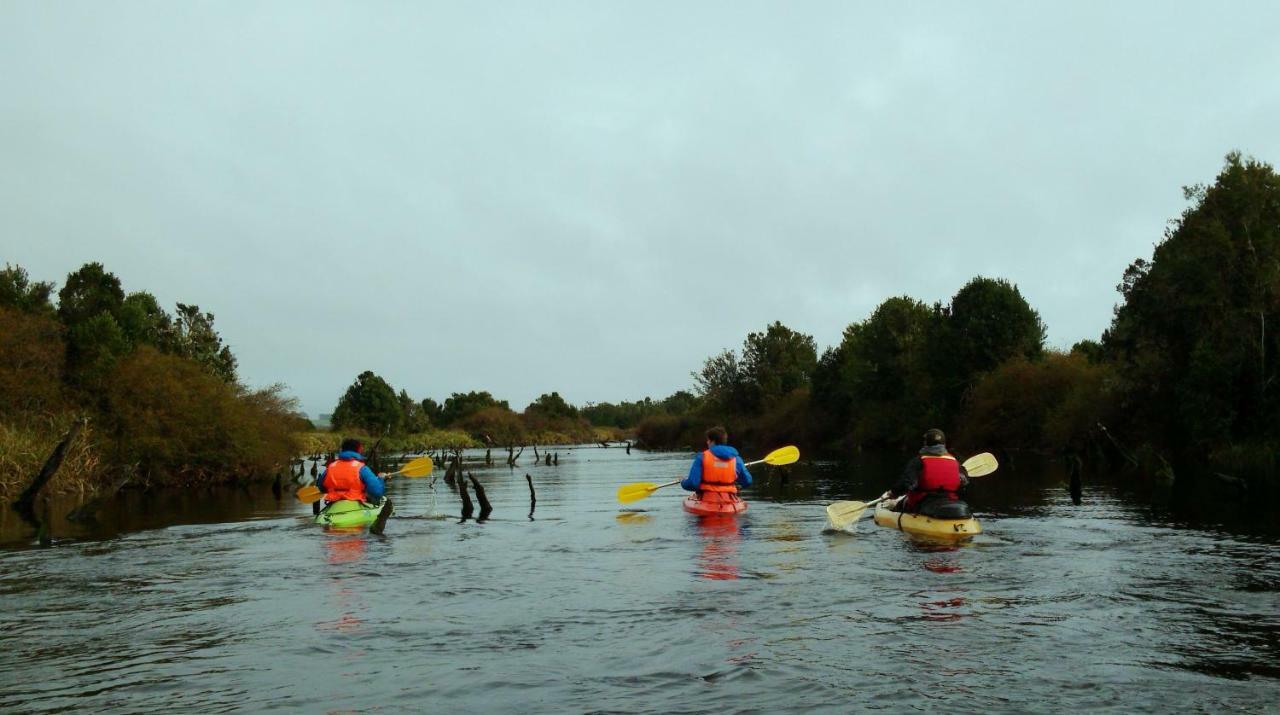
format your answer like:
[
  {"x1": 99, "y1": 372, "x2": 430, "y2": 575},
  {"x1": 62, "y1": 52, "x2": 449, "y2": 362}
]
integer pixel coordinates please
[
  {"x1": 681, "y1": 426, "x2": 752, "y2": 497},
  {"x1": 317, "y1": 438, "x2": 386, "y2": 504},
  {"x1": 882, "y1": 428, "x2": 968, "y2": 513}
]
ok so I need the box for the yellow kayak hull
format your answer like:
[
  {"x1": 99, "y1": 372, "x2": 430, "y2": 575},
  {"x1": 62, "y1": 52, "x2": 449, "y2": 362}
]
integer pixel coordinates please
[{"x1": 873, "y1": 502, "x2": 981, "y2": 540}]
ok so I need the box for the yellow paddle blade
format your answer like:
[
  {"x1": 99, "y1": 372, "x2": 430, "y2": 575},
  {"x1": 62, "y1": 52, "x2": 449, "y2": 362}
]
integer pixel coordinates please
[
  {"x1": 617, "y1": 482, "x2": 660, "y2": 504},
  {"x1": 826, "y1": 500, "x2": 870, "y2": 530},
  {"x1": 397, "y1": 456, "x2": 434, "y2": 478},
  {"x1": 962, "y1": 452, "x2": 999, "y2": 477},
  {"x1": 295, "y1": 484, "x2": 322, "y2": 504},
  {"x1": 763, "y1": 445, "x2": 800, "y2": 466}
]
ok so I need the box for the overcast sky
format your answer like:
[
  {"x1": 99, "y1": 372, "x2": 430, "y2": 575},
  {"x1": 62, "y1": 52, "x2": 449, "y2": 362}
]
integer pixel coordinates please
[{"x1": 3, "y1": 2, "x2": 1278, "y2": 416}]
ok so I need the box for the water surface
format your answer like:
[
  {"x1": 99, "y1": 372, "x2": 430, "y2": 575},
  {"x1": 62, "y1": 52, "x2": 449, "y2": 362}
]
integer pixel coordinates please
[{"x1": 2, "y1": 447, "x2": 1277, "y2": 713}]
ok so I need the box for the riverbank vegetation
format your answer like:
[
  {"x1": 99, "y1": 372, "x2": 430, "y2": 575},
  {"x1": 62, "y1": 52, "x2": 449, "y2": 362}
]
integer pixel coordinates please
[
  {"x1": 7, "y1": 154, "x2": 1274, "y2": 500},
  {"x1": 0, "y1": 263, "x2": 300, "y2": 498},
  {"x1": 608, "y1": 154, "x2": 1280, "y2": 496},
  {"x1": 321, "y1": 372, "x2": 622, "y2": 452}
]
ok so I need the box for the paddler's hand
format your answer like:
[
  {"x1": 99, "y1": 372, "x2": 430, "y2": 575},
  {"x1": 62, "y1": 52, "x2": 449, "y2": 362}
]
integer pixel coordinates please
[{"x1": 880, "y1": 491, "x2": 892, "y2": 502}]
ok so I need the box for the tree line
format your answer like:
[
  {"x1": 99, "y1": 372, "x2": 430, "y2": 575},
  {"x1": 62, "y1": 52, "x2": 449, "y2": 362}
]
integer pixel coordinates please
[
  {"x1": 6, "y1": 153, "x2": 1274, "y2": 498},
  {"x1": 324, "y1": 153, "x2": 1279, "y2": 498},
  {"x1": 628, "y1": 153, "x2": 1280, "y2": 496},
  {"x1": 0, "y1": 262, "x2": 301, "y2": 496},
  {"x1": 325, "y1": 372, "x2": 622, "y2": 450}
]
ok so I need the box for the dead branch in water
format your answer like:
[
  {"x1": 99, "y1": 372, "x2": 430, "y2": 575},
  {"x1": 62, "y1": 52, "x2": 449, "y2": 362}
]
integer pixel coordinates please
[
  {"x1": 458, "y1": 474, "x2": 473, "y2": 521},
  {"x1": 12, "y1": 418, "x2": 85, "y2": 523},
  {"x1": 468, "y1": 473, "x2": 492, "y2": 521},
  {"x1": 66, "y1": 469, "x2": 133, "y2": 523}
]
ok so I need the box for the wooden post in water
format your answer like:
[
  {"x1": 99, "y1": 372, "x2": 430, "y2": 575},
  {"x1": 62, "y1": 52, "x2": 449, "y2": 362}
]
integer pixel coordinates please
[{"x1": 525, "y1": 473, "x2": 536, "y2": 520}]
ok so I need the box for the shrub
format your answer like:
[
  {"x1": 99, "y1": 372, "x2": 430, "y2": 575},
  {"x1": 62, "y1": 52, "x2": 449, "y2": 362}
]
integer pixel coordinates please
[
  {"x1": 0, "y1": 307, "x2": 65, "y2": 419},
  {"x1": 103, "y1": 347, "x2": 298, "y2": 485}
]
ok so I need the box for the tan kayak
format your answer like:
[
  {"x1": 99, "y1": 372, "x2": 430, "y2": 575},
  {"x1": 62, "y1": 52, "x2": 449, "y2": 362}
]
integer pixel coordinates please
[{"x1": 873, "y1": 500, "x2": 981, "y2": 540}]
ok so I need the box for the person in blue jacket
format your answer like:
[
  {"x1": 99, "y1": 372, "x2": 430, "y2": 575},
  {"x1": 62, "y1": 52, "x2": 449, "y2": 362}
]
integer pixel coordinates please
[
  {"x1": 317, "y1": 438, "x2": 386, "y2": 503},
  {"x1": 682, "y1": 426, "x2": 752, "y2": 495}
]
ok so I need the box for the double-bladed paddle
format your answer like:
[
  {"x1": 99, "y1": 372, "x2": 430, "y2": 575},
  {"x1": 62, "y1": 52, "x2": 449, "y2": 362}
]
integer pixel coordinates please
[
  {"x1": 825, "y1": 452, "x2": 999, "y2": 530},
  {"x1": 615, "y1": 445, "x2": 801, "y2": 504},
  {"x1": 294, "y1": 454, "x2": 432, "y2": 505}
]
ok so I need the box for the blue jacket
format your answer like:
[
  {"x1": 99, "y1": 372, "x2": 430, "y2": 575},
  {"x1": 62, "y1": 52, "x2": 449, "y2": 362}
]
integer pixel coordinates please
[
  {"x1": 682, "y1": 444, "x2": 752, "y2": 491},
  {"x1": 318, "y1": 450, "x2": 386, "y2": 501}
]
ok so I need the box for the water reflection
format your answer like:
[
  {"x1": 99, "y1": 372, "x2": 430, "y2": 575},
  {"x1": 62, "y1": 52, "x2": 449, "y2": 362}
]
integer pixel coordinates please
[
  {"x1": 615, "y1": 511, "x2": 652, "y2": 525},
  {"x1": 692, "y1": 515, "x2": 741, "y2": 581},
  {"x1": 322, "y1": 533, "x2": 367, "y2": 565}
]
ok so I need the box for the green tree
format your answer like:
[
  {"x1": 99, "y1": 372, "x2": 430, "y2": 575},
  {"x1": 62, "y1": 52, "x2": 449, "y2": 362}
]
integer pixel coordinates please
[
  {"x1": 660, "y1": 390, "x2": 699, "y2": 415},
  {"x1": 814, "y1": 297, "x2": 937, "y2": 447},
  {"x1": 526, "y1": 391, "x2": 579, "y2": 419},
  {"x1": 57, "y1": 262, "x2": 124, "y2": 329},
  {"x1": 740, "y1": 321, "x2": 818, "y2": 408},
  {"x1": 399, "y1": 389, "x2": 431, "y2": 432},
  {"x1": 164, "y1": 303, "x2": 237, "y2": 382},
  {"x1": 420, "y1": 397, "x2": 443, "y2": 426},
  {"x1": 440, "y1": 390, "x2": 508, "y2": 426},
  {"x1": 118, "y1": 292, "x2": 172, "y2": 347},
  {"x1": 933, "y1": 277, "x2": 1045, "y2": 416},
  {"x1": 332, "y1": 370, "x2": 403, "y2": 434},
  {"x1": 0, "y1": 264, "x2": 55, "y2": 315},
  {"x1": 1104, "y1": 152, "x2": 1280, "y2": 453},
  {"x1": 66, "y1": 312, "x2": 130, "y2": 390},
  {"x1": 694, "y1": 349, "x2": 749, "y2": 412}
]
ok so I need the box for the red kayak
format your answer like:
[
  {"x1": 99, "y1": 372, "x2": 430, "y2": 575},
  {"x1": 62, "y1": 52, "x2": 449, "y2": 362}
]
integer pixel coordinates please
[{"x1": 682, "y1": 491, "x2": 748, "y2": 516}]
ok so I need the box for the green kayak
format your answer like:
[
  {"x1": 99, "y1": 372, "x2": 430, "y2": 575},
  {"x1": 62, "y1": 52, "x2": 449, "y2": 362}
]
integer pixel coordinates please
[{"x1": 314, "y1": 499, "x2": 389, "y2": 529}]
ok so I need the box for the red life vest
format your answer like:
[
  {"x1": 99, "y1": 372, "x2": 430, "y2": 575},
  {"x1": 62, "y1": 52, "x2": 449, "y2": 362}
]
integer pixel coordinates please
[
  {"x1": 905, "y1": 454, "x2": 961, "y2": 510},
  {"x1": 700, "y1": 450, "x2": 738, "y2": 494},
  {"x1": 324, "y1": 459, "x2": 367, "y2": 502}
]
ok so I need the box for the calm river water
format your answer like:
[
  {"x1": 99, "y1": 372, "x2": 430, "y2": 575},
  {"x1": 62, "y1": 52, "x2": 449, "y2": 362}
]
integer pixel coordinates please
[{"x1": 1, "y1": 447, "x2": 1277, "y2": 713}]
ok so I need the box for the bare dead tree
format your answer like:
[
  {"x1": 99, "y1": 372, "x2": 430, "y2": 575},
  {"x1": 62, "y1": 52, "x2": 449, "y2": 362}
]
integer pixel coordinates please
[{"x1": 13, "y1": 418, "x2": 85, "y2": 523}]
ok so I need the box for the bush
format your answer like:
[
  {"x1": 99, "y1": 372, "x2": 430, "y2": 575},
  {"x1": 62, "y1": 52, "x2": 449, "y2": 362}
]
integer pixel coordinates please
[
  {"x1": 103, "y1": 347, "x2": 298, "y2": 485},
  {"x1": 0, "y1": 307, "x2": 65, "y2": 419},
  {"x1": 961, "y1": 352, "x2": 1115, "y2": 452},
  {"x1": 636, "y1": 414, "x2": 699, "y2": 450}
]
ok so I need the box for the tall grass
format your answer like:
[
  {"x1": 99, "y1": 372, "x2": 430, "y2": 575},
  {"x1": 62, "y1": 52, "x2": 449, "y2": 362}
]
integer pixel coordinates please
[{"x1": 0, "y1": 413, "x2": 104, "y2": 498}]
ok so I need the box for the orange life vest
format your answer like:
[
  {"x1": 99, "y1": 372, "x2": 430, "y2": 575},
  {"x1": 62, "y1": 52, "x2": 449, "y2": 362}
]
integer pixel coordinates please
[
  {"x1": 700, "y1": 450, "x2": 739, "y2": 494},
  {"x1": 906, "y1": 454, "x2": 961, "y2": 510},
  {"x1": 324, "y1": 459, "x2": 367, "y2": 502}
]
